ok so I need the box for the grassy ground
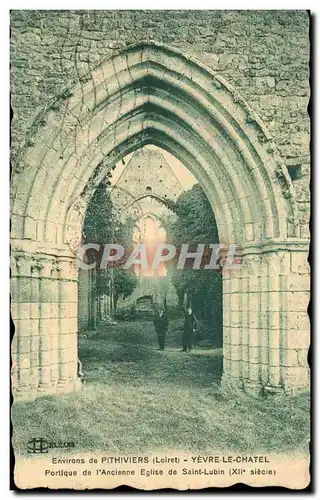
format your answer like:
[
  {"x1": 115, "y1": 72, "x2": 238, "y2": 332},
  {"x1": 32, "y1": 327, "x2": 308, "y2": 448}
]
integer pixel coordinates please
[{"x1": 12, "y1": 320, "x2": 310, "y2": 456}]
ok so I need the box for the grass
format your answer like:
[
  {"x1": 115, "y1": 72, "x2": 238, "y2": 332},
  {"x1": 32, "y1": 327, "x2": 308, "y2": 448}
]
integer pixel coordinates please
[{"x1": 12, "y1": 320, "x2": 310, "y2": 457}]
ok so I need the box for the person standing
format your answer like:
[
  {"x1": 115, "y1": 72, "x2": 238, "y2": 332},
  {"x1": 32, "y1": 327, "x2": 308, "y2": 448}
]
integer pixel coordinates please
[
  {"x1": 182, "y1": 307, "x2": 197, "y2": 352},
  {"x1": 153, "y1": 308, "x2": 169, "y2": 351}
]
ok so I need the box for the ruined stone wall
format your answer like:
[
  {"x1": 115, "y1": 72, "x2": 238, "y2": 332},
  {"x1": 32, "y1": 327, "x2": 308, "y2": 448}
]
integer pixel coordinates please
[
  {"x1": 11, "y1": 11, "x2": 310, "y2": 217},
  {"x1": 111, "y1": 149, "x2": 185, "y2": 221}
]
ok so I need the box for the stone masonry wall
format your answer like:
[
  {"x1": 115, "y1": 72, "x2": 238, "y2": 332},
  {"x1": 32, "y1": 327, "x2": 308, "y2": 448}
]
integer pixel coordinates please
[
  {"x1": 10, "y1": 10, "x2": 310, "y2": 226},
  {"x1": 112, "y1": 149, "x2": 185, "y2": 207}
]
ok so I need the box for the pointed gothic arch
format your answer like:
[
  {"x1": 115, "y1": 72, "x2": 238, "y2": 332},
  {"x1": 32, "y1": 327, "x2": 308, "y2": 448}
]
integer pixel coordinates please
[{"x1": 11, "y1": 42, "x2": 309, "y2": 400}]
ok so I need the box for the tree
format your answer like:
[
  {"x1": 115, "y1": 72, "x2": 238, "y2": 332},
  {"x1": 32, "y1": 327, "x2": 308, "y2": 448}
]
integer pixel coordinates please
[
  {"x1": 83, "y1": 178, "x2": 113, "y2": 246},
  {"x1": 167, "y1": 184, "x2": 222, "y2": 346},
  {"x1": 82, "y1": 179, "x2": 138, "y2": 312},
  {"x1": 113, "y1": 268, "x2": 137, "y2": 309}
]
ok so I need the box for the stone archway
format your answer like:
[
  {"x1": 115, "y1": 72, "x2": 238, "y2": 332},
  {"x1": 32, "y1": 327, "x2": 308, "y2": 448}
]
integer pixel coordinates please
[{"x1": 11, "y1": 42, "x2": 309, "y2": 400}]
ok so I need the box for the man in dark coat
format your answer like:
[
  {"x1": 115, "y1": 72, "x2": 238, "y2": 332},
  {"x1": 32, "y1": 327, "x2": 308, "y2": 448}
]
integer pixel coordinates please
[
  {"x1": 153, "y1": 308, "x2": 169, "y2": 351},
  {"x1": 182, "y1": 307, "x2": 197, "y2": 352}
]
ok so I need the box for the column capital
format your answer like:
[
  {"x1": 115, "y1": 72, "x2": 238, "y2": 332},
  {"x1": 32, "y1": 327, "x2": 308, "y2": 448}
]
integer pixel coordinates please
[
  {"x1": 37, "y1": 255, "x2": 57, "y2": 279},
  {"x1": 11, "y1": 252, "x2": 32, "y2": 277},
  {"x1": 57, "y1": 256, "x2": 78, "y2": 281},
  {"x1": 30, "y1": 257, "x2": 44, "y2": 276},
  {"x1": 239, "y1": 238, "x2": 310, "y2": 257}
]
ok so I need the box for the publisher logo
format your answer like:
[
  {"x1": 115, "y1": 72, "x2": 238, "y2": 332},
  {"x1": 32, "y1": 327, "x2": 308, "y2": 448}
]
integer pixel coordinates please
[
  {"x1": 27, "y1": 438, "x2": 75, "y2": 453},
  {"x1": 27, "y1": 438, "x2": 48, "y2": 454}
]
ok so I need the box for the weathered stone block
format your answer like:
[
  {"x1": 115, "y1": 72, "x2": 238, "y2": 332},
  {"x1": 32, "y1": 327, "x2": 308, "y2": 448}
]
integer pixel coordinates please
[
  {"x1": 283, "y1": 366, "x2": 310, "y2": 392},
  {"x1": 290, "y1": 252, "x2": 309, "y2": 274}
]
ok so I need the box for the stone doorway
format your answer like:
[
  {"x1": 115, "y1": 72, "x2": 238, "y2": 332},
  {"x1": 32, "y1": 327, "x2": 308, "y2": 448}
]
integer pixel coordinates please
[{"x1": 11, "y1": 42, "x2": 309, "y2": 400}]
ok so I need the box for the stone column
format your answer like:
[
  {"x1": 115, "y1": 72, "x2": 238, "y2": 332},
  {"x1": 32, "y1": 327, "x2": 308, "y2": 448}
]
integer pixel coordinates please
[
  {"x1": 50, "y1": 260, "x2": 61, "y2": 387},
  {"x1": 228, "y1": 270, "x2": 241, "y2": 383},
  {"x1": 282, "y1": 249, "x2": 310, "y2": 394},
  {"x1": 11, "y1": 252, "x2": 32, "y2": 399},
  {"x1": 29, "y1": 258, "x2": 43, "y2": 391},
  {"x1": 221, "y1": 263, "x2": 244, "y2": 392},
  {"x1": 245, "y1": 255, "x2": 263, "y2": 396},
  {"x1": 218, "y1": 241, "x2": 309, "y2": 397},
  {"x1": 240, "y1": 251, "x2": 285, "y2": 396},
  {"x1": 37, "y1": 255, "x2": 57, "y2": 393},
  {"x1": 259, "y1": 255, "x2": 269, "y2": 387},
  {"x1": 11, "y1": 249, "x2": 81, "y2": 400},
  {"x1": 221, "y1": 273, "x2": 231, "y2": 381},
  {"x1": 266, "y1": 253, "x2": 282, "y2": 392},
  {"x1": 241, "y1": 263, "x2": 249, "y2": 385},
  {"x1": 57, "y1": 256, "x2": 81, "y2": 393}
]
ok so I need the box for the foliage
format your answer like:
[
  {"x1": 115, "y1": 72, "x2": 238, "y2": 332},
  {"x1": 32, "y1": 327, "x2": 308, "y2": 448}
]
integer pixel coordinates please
[
  {"x1": 82, "y1": 179, "x2": 137, "y2": 305},
  {"x1": 168, "y1": 183, "x2": 219, "y2": 245},
  {"x1": 82, "y1": 178, "x2": 114, "y2": 245},
  {"x1": 95, "y1": 268, "x2": 138, "y2": 308},
  {"x1": 167, "y1": 184, "x2": 222, "y2": 343},
  {"x1": 113, "y1": 268, "x2": 138, "y2": 307}
]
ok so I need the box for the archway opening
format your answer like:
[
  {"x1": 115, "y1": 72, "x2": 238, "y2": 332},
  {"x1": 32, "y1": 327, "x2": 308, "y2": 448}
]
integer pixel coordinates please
[
  {"x1": 133, "y1": 215, "x2": 167, "y2": 277},
  {"x1": 78, "y1": 145, "x2": 223, "y2": 368}
]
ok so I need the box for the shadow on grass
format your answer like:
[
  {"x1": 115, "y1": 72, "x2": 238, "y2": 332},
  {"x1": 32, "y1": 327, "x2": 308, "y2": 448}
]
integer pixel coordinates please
[
  {"x1": 11, "y1": 335, "x2": 309, "y2": 457},
  {"x1": 78, "y1": 339, "x2": 223, "y2": 389}
]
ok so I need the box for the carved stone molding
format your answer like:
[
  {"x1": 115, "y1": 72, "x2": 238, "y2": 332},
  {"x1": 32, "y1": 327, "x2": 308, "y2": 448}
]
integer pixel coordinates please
[
  {"x1": 11, "y1": 252, "x2": 32, "y2": 277},
  {"x1": 64, "y1": 198, "x2": 87, "y2": 254}
]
